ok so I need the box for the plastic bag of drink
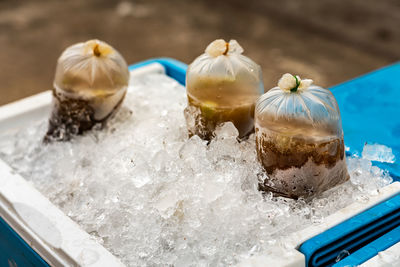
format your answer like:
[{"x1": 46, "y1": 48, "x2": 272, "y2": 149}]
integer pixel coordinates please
[
  {"x1": 255, "y1": 73, "x2": 349, "y2": 198},
  {"x1": 45, "y1": 39, "x2": 130, "y2": 142},
  {"x1": 184, "y1": 39, "x2": 263, "y2": 140}
]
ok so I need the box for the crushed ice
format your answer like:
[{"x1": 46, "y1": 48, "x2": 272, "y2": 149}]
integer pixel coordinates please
[
  {"x1": 362, "y1": 143, "x2": 395, "y2": 163},
  {"x1": 0, "y1": 74, "x2": 393, "y2": 266}
]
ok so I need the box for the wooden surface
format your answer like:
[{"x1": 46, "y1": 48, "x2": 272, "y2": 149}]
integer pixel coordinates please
[{"x1": 0, "y1": 0, "x2": 398, "y2": 105}]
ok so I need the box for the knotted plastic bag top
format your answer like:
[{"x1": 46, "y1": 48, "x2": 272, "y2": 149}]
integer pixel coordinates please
[
  {"x1": 186, "y1": 39, "x2": 263, "y2": 105},
  {"x1": 54, "y1": 39, "x2": 130, "y2": 100},
  {"x1": 255, "y1": 73, "x2": 343, "y2": 140}
]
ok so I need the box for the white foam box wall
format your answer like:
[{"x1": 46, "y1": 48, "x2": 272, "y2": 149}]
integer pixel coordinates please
[{"x1": 0, "y1": 63, "x2": 399, "y2": 267}]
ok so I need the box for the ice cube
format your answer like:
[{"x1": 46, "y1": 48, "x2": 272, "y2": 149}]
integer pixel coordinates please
[
  {"x1": 154, "y1": 193, "x2": 179, "y2": 219},
  {"x1": 362, "y1": 143, "x2": 395, "y2": 163},
  {"x1": 214, "y1": 122, "x2": 239, "y2": 140}
]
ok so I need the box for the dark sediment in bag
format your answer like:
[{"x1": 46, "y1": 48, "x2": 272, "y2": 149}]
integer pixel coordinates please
[{"x1": 44, "y1": 39, "x2": 130, "y2": 142}]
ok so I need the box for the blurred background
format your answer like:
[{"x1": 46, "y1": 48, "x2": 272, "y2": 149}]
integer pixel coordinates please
[{"x1": 0, "y1": 0, "x2": 399, "y2": 105}]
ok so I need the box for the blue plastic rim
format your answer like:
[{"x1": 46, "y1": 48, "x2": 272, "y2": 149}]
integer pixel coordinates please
[
  {"x1": 0, "y1": 216, "x2": 49, "y2": 267},
  {"x1": 128, "y1": 57, "x2": 188, "y2": 86},
  {"x1": 299, "y1": 193, "x2": 400, "y2": 267},
  {"x1": 333, "y1": 225, "x2": 400, "y2": 267}
]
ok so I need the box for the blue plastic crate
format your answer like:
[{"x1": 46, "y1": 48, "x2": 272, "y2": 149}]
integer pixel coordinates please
[
  {"x1": 0, "y1": 216, "x2": 49, "y2": 267},
  {"x1": 331, "y1": 62, "x2": 400, "y2": 181},
  {"x1": 299, "y1": 62, "x2": 400, "y2": 266},
  {"x1": 299, "y1": 193, "x2": 400, "y2": 266},
  {"x1": 128, "y1": 57, "x2": 187, "y2": 86},
  {"x1": 333, "y1": 225, "x2": 400, "y2": 267}
]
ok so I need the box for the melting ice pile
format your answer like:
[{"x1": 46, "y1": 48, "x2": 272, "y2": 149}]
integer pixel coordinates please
[
  {"x1": 0, "y1": 74, "x2": 394, "y2": 266},
  {"x1": 362, "y1": 143, "x2": 396, "y2": 163}
]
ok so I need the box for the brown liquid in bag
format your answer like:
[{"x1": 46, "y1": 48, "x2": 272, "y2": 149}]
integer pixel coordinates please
[
  {"x1": 184, "y1": 39, "x2": 263, "y2": 141},
  {"x1": 184, "y1": 78, "x2": 259, "y2": 140},
  {"x1": 185, "y1": 96, "x2": 255, "y2": 140}
]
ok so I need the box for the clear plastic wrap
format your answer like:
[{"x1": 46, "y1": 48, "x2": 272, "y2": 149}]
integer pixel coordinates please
[
  {"x1": 255, "y1": 74, "x2": 349, "y2": 198},
  {"x1": 184, "y1": 39, "x2": 263, "y2": 140},
  {"x1": 45, "y1": 39, "x2": 130, "y2": 142}
]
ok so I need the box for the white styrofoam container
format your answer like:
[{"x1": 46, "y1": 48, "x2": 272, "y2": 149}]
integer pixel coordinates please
[{"x1": 0, "y1": 63, "x2": 399, "y2": 267}]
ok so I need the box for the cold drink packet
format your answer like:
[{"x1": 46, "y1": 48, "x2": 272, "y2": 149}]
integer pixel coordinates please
[
  {"x1": 44, "y1": 39, "x2": 130, "y2": 142},
  {"x1": 255, "y1": 73, "x2": 349, "y2": 199},
  {"x1": 184, "y1": 39, "x2": 263, "y2": 140}
]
